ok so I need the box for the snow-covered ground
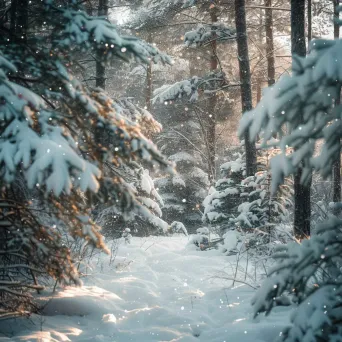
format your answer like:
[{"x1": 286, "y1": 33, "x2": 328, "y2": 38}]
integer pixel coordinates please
[{"x1": 0, "y1": 236, "x2": 291, "y2": 342}]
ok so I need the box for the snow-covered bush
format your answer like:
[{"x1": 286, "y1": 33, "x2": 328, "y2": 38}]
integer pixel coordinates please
[
  {"x1": 122, "y1": 228, "x2": 132, "y2": 244},
  {"x1": 187, "y1": 227, "x2": 210, "y2": 250},
  {"x1": 219, "y1": 230, "x2": 239, "y2": 255},
  {"x1": 170, "y1": 221, "x2": 188, "y2": 236}
]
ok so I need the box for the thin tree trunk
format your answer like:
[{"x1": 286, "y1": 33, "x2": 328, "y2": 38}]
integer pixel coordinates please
[
  {"x1": 256, "y1": 9, "x2": 263, "y2": 105},
  {"x1": 10, "y1": 0, "x2": 16, "y2": 36},
  {"x1": 207, "y1": 7, "x2": 218, "y2": 184},
  {"x1": 145, "y1": 33, "x2": 153, "y2": 112},
  {"x1": 16, "y1": 0, "x2": 28, "y2": 42},
  {"x1": 256, "y1": 78, "x2": 262, "y2": 104},
  {"x1": 333, "y1": 0, "x2": 341, "y2": 214},
  {"x1": 96, "y1": 0, "x2": 108, "y2": 89},
  {"x1": 265, "y1": 0, "x2": 275, "y2": 87},
  {"x1": 307, "y1": 0, "x2": 312, "y2": 44},
  {"x1": 292, "y1": 0, "x2": 311, "y2": 239},
  {"x1": 235, "y1": 0, "x2": 257, "y2": 177}
]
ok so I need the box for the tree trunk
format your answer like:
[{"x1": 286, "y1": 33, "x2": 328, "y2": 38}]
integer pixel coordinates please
[
  {"x1": 16, "y1": 0, "x2": 28, "y2": 42},
  {"x1": 145, "y1": 33, "x2": 153, "y2": 112},
  {"x1": 235, "y1": 0, "x2": 257, "y2": 177},
  {"x1": 292, "y1": 0, "x2": 311, "y2": 239},
  {"x1": 10, "y1": 0, "x2": 16, "y2": 36},
  {"x1": 265, "y1": 0, "x2": 275, "y2": 87},
  {"x1": 256, "y1": 9, "x2": 263, "y2": 106},
  {"x1": 96, "y1": 0, "x2": 108, "y2": 89},
  {"x1": 207, "y1": 7, "x2": 219, "y2": 184},
  {"x1": 333, "y1": 0, "x2": 341, "y2": 214},
  {"x1": 307, "y1": 0, "x2": 312, "y2": 44}
]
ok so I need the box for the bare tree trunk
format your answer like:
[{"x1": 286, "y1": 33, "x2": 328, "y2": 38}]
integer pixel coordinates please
[
  {"x1": 235, "y1": 0, "x2": 257, "y2": 176},
  {"x1": 265, "y1": 0, "x2": 275, "y2": 87},
  {"x1": 256, "y1": 9, "x2": 263, "y2": 105},
  {"x1": 145, "y1": 33, "x2": 153, "y2": 112},
  {"x1": 10, "y1": 0, "x2": 16, "y2": 36},
  {"x1": 96, "y1": 0, "x2": 108, "y2": 89},
  {"x1": 333, "y1": 0, "x2": 341, "y2": 214},
  {"x1": 292, "y1": 0, "x2": 311, "y2": 239},
  {"x1": 16, "y1": 0, "x2": 28, "y2": 42},
  {"x1": 207, "y1": 7, "x2": 219, "y2": 184},
  {"x1": 307, "y1": 0, "x2": 312, "y2": 44}
]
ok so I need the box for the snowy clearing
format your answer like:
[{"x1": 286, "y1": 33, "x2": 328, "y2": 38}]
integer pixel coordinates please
[{"x1": 0, "y1": 236, "x2": 291, "y2": 342}]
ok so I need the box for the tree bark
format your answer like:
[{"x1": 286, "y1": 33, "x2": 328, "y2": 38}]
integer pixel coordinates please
[
  {"x1": 307, "y1": 0, "x2": 312, "y2": 44},
  {"x1": 207, "y1": 7, "x2": 219, "y2": 184},
  {"x1": 16, "y1": 0, "x2": 28, "y2": 42},
  {"x1": 333, "y1": 0, "x2": 341, "y2": 215},
  {"x1": 10, "y1": 0, "x2": 16, "y2": 36},
  {"x1": 292, "y1": 0, "x2": 311, "y2": 239},
  {"x1": 265, "y1": 0, "x2": 275, "y2": 87},
  {"x1": 96, "y1": 0, "x2": 108, "y2": 89},
  {"x1": 145, "y1": 33, "x2": 153, "y2": 112},
  {"x1": 235, "y1": 0, "x2": 257, "y2": 176}
]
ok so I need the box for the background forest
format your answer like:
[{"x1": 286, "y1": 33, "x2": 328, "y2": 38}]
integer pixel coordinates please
[{"x1": 1, "y1": 0, "x2": 342, "y2": 341}]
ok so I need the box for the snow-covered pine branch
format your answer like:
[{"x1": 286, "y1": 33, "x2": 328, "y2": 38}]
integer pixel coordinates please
[
  {"x1": 0, "y1": 0, "x2": 172, "y2": 317},
  {"x1": 252, "y1": 216, "x2": 342, "y2": 341},
  {"x1": 152, "y1": 71, "x2": 227, "y2": 103},
  {"x1": 127, "y1": 0, "x2": 184, "y2": 30},
  {"x1": 239, "y1": 37, "x2": 342, "y2": 190},
  {"x1": 50, "y1": 3, "x2": 172, "y2": 65},
  {"x1": 184, "y1": 23, "x2": 236, "y2": 47},
  {"x1": 153, "y1": 77, "x2": 201, "y2": 103},
  {"x1": 114, "y1": 97, "x2": 163, "y2": 134}
]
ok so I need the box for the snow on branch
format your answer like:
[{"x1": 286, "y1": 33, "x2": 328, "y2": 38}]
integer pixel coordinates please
[
  {"x1": 153, "y1": 71, "x2": 227, "y2": 103},
  {"x1": 128, "y1": 0, "x2": 184, "y2": 30},
  {"x1": 252, "y1": 216, "x2": 342, "y2": 341},
  {"x1": 239, "y1": 38, "x2": 342, "y2": 191},
  {"x1": 49, "y1": 2, "x2": 172, "y2": 65},
  {"x1": 184, "y1": 23, "x2": 236, "y2": 47},
  {"x1": 114, "y1": 98, "x2": 162, "y2": 134}
]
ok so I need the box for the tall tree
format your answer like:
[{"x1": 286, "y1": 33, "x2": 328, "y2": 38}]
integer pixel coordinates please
[
  {"x1": 145, "y1": 33, "x2": 153, "y2": 111},
  {"x1": 96, "y1": 0, "x2": 108, "y2": 88},
  {"x1": 207, "y1": 5, "x2": 219, "y2": 184},
  {"x1": 333, "y1": 0, "x2": 341, "y2": 214},
  {"x1": 292, "y1": 0, "x2": 311, "y2": 239},
  {"x1": 235, "y1": 0, "x2": 257, "y2": 176},
  {"x1": 240, "y1": 10, "x2": 342, "y2": 337},
  {"x1": 265, "y1": 0, "x2": 275, "y2": 87},
  {"x1": 0, "y1": 0, "x2": 170, "y2": 317},
  {"x1": 307, "y1": 0, "x2": 312, "y2": 44}
]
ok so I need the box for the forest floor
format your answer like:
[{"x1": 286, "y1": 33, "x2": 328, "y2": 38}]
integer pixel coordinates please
[{"x1": 0, "y1": 236, "x2": 291, "y2": 341}]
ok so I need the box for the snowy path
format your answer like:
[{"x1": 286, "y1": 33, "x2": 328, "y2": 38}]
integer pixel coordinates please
[{"x1": 0, "y1": 236, "x2": 290, "y2": 342}]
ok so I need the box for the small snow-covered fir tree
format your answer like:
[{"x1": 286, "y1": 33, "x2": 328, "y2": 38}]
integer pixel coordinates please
[
  {"x1": 203, "y1": 144, "x2": 292, "y2": 241},
  {"x1": 203, "y1": 148, "x2": 246, "y2": 232},
  {"x1": 0, "y1": 1, "x2": 171, "y2": 317},
  {"x1": 155, "y1": 146, "x2": 210, "y2": 233},
  {"x1": 235, "y1": 147, "x2": 292, "y2": 230},
  {"x1": 239, "y1": 8, "x2": 342, "y2": 340}
]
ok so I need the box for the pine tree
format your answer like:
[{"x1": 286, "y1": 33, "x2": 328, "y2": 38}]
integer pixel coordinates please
[
  {"x1": 239, "y1": 7, "x2": 342, "y2": 340},
  {"x1": 203, "y1": 148, "x2": 246, "y2": 233},
  {"x1": 0, "y1": 0, "x2": 170, "y2": 318},
  {"x1": 203, "y1": 144, "x2": 292, "y2": 243}
]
